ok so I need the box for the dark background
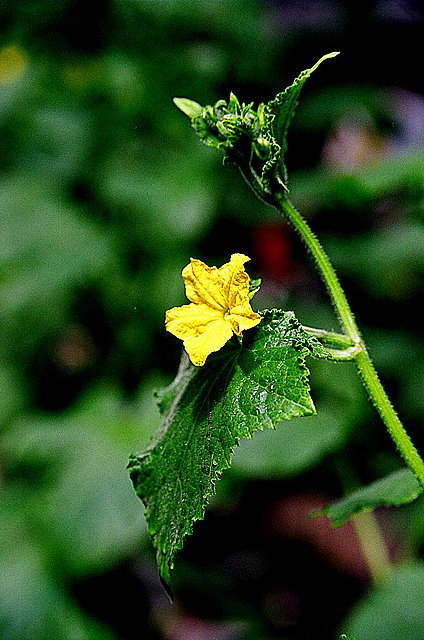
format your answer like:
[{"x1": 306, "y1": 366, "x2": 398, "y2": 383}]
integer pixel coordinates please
[{"x1": 1, "y1": 1, "x2": 423, "y2": 639}]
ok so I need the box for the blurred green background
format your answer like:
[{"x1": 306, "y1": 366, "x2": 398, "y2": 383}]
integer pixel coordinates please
[{"x1": 1, "y1": 1, "x2": 423, "y2": 639}]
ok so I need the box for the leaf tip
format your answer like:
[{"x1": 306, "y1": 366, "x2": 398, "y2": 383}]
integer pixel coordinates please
[
  {"x1": 173, "y1": 97, "x2": 203, "y2": 119},
  {"x1": 311, "y1": 51, "x2": 340, "y2": 73},
  {"x1": 160, "y1": 573, "x2": 175, "y2": 603},
  {"x1": 326, "y1": 51, "x2": 340, "y2": 59}
]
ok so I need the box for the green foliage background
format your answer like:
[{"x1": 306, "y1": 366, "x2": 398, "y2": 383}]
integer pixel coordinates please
[{"x1": 1, "y1": 1, "x2": 423, "y2": 639}]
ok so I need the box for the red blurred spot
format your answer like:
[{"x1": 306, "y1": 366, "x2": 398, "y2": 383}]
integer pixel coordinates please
[
  {"x1": 252, "y1": 224, "x2": 296, "y2": 282},
  {"x1": 265, "y1": 492, "x2": 370, "y2": 581}
]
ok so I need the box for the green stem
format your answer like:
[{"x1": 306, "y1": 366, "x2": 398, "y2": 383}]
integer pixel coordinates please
[
  {"x1": 353, "y1": 509, "x2": 392, "y2": 584},
  {"x1": 355, "y1": 350, "x2": 424, "y2": 485},
  {"x1": 302, "y1": 325, "x2": 361, "y2": 360},
  {"x1": 302, "y1": 326, "x2": 356, "y2": 350},
  {"x1": 275, "y1": 193, "x2": 424, "y2": 488},
  {"x1": 276, "y1": 194, "x2": 362, "y2": 342}
]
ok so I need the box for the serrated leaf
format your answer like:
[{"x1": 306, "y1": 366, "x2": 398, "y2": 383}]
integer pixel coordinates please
[
  {"x1": 129, "y1": 309, "x2": 328, "y2": 588},
  {"x1": 268, "y1": 52, "x2": 339, "y2": 158},
  {"x1": 319, "y1": 468, "x2": 423, "y2": 527},
  {"x1": 262, "y1": 52, "x2": 339, "y2": 188}
]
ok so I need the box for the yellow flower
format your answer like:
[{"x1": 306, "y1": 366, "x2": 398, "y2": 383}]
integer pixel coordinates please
[{"x1": 165, "y1": 253, "x2": 261, "y2": 366}]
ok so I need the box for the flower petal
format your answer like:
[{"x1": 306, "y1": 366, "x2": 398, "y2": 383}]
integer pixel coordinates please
[
  {"x1": 166, "y1": 303, "x2": 233, "y2": 366},
  {"x1": 183, "y1": 318, "x2": 234, "y2": 366},
  {"x1": 165, "y1": 303, "x2": 223, "y2": 339},
  {"x1": 218, "y1": 253, "x2": 251, "y2": 309},
  {"x1": 228, "y1": 305, "x2": 262, "y2": 336},
  {"x1": 182, "y1": 259, "x2": 227, "y2": 310},
  {"x1": 182, "y1": 253, "x2": 252, "y2": 311}
]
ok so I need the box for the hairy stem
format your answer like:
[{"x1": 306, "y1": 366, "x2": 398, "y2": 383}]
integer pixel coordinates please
[
  {"x1": 275, "y1": 194, "x2": 361, "y2": 342},
  {"x1": 275, "y1": 193, "x2": 424, "y2": 488},
  {"x1": 302, "y1": 326, "x2": 361, "y2": 360},
  {"x1": 355, "y1": 350, "x2": 424, "y2": 485}
]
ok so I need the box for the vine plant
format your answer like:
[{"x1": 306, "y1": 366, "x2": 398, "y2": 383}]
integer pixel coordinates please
[{"x1": 128, "y1": 53, "x2": 424, "y2": 593}]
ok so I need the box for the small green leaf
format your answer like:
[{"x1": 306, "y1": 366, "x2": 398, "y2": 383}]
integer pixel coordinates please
[
  {"x1": 173, "y1": 97, "x2": 203, "y2": 119},
  {"x1": 248, "y1": 277, "x2": 261, "y2": 298},
  {"x1": 262, "y1": 51, "x2": 339, "y2": 189},
  {"x1": 319, "y1": 468, "x2": 423, "y2": 527},
  {"x1": 129, "y1": 309, "x2": 328, "y2": 588},
  {"x1": 268, "y1": 52, "x2": 339, "y2": 159}
]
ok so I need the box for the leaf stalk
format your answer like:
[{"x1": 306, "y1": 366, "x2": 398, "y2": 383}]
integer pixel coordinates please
[{"x1": 302, "y1": 326, "x2": 361, "y2": 360}]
